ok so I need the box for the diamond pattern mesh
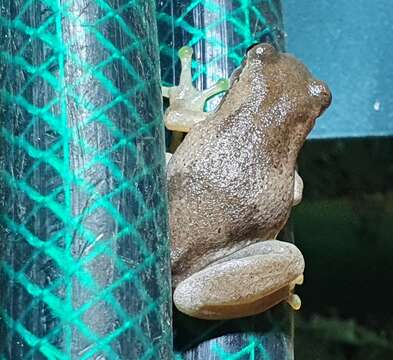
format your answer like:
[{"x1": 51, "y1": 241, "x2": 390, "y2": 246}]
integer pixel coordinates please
[
  {"x1": 157, "y1": 0, "x2": 284, "y2": 90},
  {"x1": 0, "y1": 0, "x2": 288, "y2": 358},
  {"x1": 0, "y1": 0, "x2": 171, "y2": 359}
]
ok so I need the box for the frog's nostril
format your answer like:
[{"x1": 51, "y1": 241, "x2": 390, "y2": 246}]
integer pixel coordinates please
[
  {"x1": 309, "y1": 81, "x2": 332, "y2": 109},
  {"x1": 321, "y1": 88, "x2": 332, "y2": 108},
  {"x1": 319, "y1": 85, "x2": 332, "y2": 109}
]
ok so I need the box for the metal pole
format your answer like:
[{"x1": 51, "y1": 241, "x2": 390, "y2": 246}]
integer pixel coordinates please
[{"x1": 0, "y1": 1, "x2": 172, "y2": 358}]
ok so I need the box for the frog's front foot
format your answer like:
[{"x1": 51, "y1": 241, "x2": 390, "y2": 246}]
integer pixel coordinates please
[
  {"x1": 173, "y1": 240, "x2": 305, "y2": 320},
  {"x1": 162, "y1": 46, "x2": 229, "y2": 133}
]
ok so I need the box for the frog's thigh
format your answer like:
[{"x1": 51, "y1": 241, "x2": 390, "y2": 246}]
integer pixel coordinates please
[
  {"x1": 173, "y1": 240, "x2": 304, "y2": 320},
  {"x1": 293, "y1": 170, "x2": 304, "y2": 206}
]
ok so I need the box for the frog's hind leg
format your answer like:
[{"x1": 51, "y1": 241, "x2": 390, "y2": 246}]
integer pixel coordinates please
[{"x1": 173, "y1": 240, "x2": 305, "y2": 320}]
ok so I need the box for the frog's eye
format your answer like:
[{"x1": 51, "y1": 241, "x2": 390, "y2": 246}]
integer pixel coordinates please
[
  {"x1": 246, "y1": 43, "x2": 277, "y2": 60},
  {"x1": 246, "y1": 42, "x2": 259, "y2": 54},
  {"x1": 229, "y1": 67, "x2": 242, "y2": 84}
]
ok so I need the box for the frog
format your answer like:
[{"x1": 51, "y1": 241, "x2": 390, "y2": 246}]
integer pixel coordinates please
[{"x1": 162, "y1": 43, "x2": 331, "y2": 320}]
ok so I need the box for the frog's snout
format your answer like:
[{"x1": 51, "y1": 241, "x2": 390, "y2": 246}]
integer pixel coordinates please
[
  {"x1": 319, "y1": 82, "x2": 332, "y2": 110},
  {"x1": 309, "y1": 80, "x2": 332, "y2": 114}
]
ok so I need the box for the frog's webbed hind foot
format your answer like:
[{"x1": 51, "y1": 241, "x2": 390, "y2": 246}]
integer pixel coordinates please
[
  {"x1": 162, "y1": 46, "x2": 229, "y2": 133},
  {"x1": 173, "y1": 240, "x2": 305, "y2": 320}
]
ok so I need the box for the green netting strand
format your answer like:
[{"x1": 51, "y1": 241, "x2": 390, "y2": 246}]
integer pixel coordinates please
[{"x1": 0, "y1": 0, "x2": 172, "y2": 359}]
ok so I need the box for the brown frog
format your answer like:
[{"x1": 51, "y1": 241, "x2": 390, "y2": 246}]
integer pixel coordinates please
[{"x1": 163, "y1": 43, "x2": 331, "y2": 320}]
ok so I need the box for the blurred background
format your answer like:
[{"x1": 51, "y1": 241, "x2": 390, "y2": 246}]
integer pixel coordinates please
[
  {"x1": 294, "y1": 139, "x2": 393, "y2": 359},
  {"x1": 283, "y1": 0, "x2": 393, "y2": 358}
]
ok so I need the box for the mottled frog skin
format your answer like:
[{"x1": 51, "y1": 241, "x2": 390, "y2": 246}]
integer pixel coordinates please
[{"x1": 164, "y1": 43, "x2": 331, "y2": 320}]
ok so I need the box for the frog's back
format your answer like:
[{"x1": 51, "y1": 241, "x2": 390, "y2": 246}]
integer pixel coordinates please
[{"x1": 167, "y1": 111, "x2": 294, "y2": 284}]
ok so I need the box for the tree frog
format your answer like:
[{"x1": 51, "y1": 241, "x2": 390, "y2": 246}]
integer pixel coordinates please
[{"x1": 163, "y1": 43, "x2": 331, "y2": 320}]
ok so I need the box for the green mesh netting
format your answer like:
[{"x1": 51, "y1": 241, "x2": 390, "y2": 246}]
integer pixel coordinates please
[
  {"x1": 157, "y1": 0, "x2": 284, "y2": 90},
  {"x1": 156, "y1": 1, "x2": 291, "y2": 359},
  {"x1": 0, "y1": 1, "x2": 172, "y2": 359},
  {"x1": 174, "y1": 336, "x2": 273, "y2": 360}
]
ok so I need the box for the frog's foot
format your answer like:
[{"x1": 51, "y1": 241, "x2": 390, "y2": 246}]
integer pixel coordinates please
[
  {"x1": 287, "y1": 274, "x2": 304, "y2": 310},
  {"x1": 162, "y1": 46, "x2": 229, "y2": 133},
  {"x1": 173, "y1": 240, "x2": 305, "y2": 320}
]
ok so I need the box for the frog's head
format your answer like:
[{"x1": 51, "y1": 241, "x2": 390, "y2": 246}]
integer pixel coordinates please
[{"x1": 234, "y1": 43, "x2": 331, "y2": 152}]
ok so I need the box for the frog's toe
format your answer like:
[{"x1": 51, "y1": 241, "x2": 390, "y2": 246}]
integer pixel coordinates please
[
  {"x1": 173, "y1": 240, "x2": 304, "y2": 320},
  {"x1": 286, "y1": 274, "x2": 304, "y2": 310},
  {"x1": 287, "y1": 293, "x2": 302, "y2": 310},
  {"x1": 292, "y1": 274, "x2": 304, "y2": 286}
]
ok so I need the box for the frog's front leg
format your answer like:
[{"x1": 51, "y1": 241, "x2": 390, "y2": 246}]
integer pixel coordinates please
[
  {"x1": 162, "y1": 46, "x2": 229, "y2": 133},
  {"x1": 173, "y1": 240, "x2": 304, "y2": 320}
]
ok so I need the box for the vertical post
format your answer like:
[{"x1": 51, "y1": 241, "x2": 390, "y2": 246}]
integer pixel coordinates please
[
  {"x1": 0, "y1": 0, "x2": 172, "y2": 359},
  {"x1": 157, "y1": 1, "x2": 294, "y2": 359}
]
